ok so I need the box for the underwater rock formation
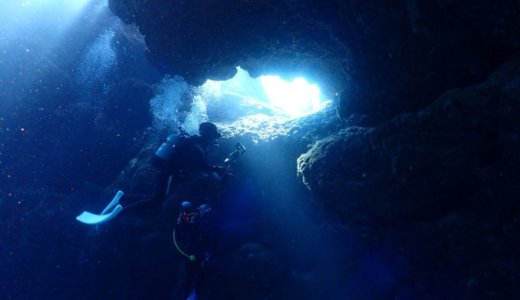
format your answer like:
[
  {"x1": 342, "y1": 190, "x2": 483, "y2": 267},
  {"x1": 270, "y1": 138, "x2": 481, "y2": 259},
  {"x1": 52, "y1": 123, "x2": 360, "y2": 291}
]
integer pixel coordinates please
[
  {"x1": 108, "y1": 0, "x2": 520, "y2": 120},
  {"x1": 298, "y1": 57, "x2": 520, "y2": 221},
  {"x1": 297, "y1": 57, "x2": 520, "y2": 298}
]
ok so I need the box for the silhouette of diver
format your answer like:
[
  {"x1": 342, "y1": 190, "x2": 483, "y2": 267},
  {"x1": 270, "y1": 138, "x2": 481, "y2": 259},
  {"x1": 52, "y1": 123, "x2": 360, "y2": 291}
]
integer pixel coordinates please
[
  {"x1": 114, "y1": 122, "x2": 226, "y2": 213},
  {"x1": 173, "y1": 201, "x2": 213, "y2": 300}
]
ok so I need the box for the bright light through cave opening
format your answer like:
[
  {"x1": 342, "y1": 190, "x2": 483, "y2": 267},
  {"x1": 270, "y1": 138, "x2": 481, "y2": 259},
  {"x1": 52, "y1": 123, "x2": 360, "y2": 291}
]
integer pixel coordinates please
[
  {"x1": 260, "y1": 75, "x2": 322, "y2": 118},
  {"x1": 201, "y1": 67, "x2": 328, "y2": 120}
]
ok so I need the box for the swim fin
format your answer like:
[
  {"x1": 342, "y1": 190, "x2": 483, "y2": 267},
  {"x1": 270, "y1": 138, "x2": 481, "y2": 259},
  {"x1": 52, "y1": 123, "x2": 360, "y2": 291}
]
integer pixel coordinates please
[{"x1": 76, "y1": 190, "x2": 124, "y2": 225}]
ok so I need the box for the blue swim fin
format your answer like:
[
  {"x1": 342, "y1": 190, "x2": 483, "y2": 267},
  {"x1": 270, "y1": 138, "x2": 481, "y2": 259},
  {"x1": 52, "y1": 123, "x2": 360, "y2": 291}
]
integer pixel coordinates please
[
  {"x1": 101, "y1": 190, "x2": 124, "y2": 214},
  {"x1": 76, "y1": 190, "x2": 124, "y2": 225}
]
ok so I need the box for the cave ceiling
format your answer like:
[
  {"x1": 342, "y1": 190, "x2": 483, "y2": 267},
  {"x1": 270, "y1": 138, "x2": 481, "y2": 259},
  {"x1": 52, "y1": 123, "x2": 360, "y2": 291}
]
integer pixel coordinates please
[{"x1": 109, "y1": 0, "x2": 519, "y2": 121}]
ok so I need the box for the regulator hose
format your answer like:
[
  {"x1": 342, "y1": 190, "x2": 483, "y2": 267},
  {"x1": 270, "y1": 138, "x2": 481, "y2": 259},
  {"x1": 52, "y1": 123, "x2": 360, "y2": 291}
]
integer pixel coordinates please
[{"x1": 172, "y1": 228, "x2": 197, "y2": 262}]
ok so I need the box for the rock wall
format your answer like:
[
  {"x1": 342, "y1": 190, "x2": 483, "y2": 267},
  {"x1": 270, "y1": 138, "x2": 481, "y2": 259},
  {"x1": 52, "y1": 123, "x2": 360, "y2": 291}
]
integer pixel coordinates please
[
  {"x1": 297, "y1": 57, "x2": 520, "y2": 298},
  {"x1": 108, "y1": 0, "x2": 520, "y2": 121}
]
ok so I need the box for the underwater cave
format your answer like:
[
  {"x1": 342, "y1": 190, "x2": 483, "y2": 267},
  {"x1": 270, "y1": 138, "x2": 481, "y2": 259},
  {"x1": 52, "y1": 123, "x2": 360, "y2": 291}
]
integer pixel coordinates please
[{"x1": 0, "y1": 0, "x2": 519, "y2": 299}]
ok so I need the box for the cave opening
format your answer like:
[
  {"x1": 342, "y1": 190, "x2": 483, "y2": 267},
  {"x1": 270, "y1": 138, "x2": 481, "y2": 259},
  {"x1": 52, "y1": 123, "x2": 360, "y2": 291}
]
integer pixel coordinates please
[
  {"x1": 149, "y1": 66, "x2": 333, "y2": 142},
  {"x1": 200, "y1": 67, "x2": 331, "y2": 130},
  {"x1": 202, "y1": 67, "x2": 328, "y2": 119}
]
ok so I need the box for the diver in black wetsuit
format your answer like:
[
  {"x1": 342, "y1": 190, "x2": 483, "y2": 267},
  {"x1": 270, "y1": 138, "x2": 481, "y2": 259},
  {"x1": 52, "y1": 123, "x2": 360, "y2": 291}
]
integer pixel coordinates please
[
  {"x1": 151, "y1": 122, "x2": 226, "y2": 205},
  {"x1": 174, "y1": 200, "x2": 213, "y2": 300},
  {"x1": 119, "y1": 122, "x2": 225, "y2": 213},
  {"x1": 77, "y1": 122, "x2": 239, "y2": 220}
]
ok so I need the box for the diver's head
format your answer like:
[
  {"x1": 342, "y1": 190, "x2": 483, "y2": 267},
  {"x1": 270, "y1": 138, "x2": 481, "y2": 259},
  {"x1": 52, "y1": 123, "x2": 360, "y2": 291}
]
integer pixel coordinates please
[
  {"x1": 181, "y1": 201, "x2": 192, "y2": 209},
  {"x1": 199, "y1": 122, "x2": 221, "y2": 145}
]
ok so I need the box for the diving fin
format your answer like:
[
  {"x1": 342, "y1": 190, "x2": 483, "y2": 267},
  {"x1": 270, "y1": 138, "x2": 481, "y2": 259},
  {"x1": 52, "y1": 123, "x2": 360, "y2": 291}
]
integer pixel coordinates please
[
  {"x1": 101, "y1": 190, "x2": 124, "y2": 214},
  {"x1": 76, "y1": 205, "x2": 123, "y2": 225},
  {"x1": 76, "y1": 190, "x2": 124, "y2": 225}
]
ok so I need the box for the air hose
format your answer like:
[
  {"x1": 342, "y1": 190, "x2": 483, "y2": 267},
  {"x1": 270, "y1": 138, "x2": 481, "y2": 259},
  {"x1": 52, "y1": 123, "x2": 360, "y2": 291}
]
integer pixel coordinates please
[{"x1": 172, "y1": 228, "x2": 197, "y2": 262}]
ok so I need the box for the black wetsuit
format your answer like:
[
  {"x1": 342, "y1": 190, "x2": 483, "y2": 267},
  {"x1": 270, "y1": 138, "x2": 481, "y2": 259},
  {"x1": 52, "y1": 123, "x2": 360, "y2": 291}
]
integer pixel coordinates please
[
  {"x1": 167, "y1": 136, "x2": 214, "y2": 179},
  {"x1": 122, "y1": 135, "x2": 216, "y2": 212},
  {"x1": 153, "y1": 135, "x2": 216, "y2": 204}
]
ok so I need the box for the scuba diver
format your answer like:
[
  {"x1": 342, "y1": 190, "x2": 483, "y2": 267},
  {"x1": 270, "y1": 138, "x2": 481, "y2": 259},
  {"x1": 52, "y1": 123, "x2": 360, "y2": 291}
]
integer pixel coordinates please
[
  {"x1": 76, "y1": 122, "x2": 226, "y2": 223},
  {"x1": 173, "y1": 201, "x2": 212, "y2": 300},
  {"x1": 76, "y1": 121, "x2": 246, "y2": 223},
  {"x1": 151, "y1": 121, "x2": 227, "y2": 205}
]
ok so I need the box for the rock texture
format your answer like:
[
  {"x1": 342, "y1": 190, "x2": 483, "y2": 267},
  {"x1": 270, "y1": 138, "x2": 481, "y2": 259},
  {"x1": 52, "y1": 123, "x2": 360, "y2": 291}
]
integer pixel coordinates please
[
  {"x1": 297, "y1": 57, "x2": 520, "y2": 298},
  {"x1": 108, "y1": 0, "x2": 520, "y2": 120}
]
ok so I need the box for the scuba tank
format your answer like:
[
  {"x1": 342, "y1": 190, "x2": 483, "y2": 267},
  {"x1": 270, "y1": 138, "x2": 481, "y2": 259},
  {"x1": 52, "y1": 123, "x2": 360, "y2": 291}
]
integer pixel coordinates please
[
  {"x1": 154, "y1": 128, "x2": 189, "y2": 161},
  {"x1": 154, "y1": 134, "x2": 178, "y2": 161}
]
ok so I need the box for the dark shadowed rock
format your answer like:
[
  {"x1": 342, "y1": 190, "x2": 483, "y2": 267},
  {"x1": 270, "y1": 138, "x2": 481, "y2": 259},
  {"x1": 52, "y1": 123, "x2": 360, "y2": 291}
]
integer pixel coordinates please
[
  {"x1": 108, "y1": 0, "x2": 519, "y2": 121},
  {"x1": 298, "y1": 57, "x2": 520, "y2": 221},
  {"x1": 297, "y1": 57, "x2": 520, "y2": 298}
]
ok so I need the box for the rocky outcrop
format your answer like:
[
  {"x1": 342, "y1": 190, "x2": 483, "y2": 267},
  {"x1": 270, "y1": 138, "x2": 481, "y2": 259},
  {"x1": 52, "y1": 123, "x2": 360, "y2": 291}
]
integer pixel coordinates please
[
  {"x1": 298, "y1": 57, "x2": 520, "y2": 221},
  {"x1": 297, "y1": 57, "x2": 520, "y2": 298},
  {"x1": 108, "y1": 0, "x2": 520, "y2": 120}
]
